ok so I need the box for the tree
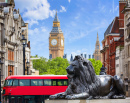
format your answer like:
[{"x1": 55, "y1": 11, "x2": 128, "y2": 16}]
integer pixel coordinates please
[
  {"x1": 88, "y1": 59, "x2": 102, "y2": 75},
  {"x1": 44, "y1": 57, "x2": 69, "y2": 75},
  {"x1": 32, "y1": 57, "x2": 69, "y2": 75},
  {"x1": 32, "y1": 57, "x2": 48, "y2": 75}
]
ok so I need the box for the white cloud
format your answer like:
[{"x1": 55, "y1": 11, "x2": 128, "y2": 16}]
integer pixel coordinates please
[
  {"x1": 93, "y1": 2, "x2": 106, "y2": 13},
  {"x1": 60, "y1": 6, "x2": 66, "y2": 12},
  {"x1": 41, "y1": 27, "x2": 47, "y2": 32},
  {"x1": 15, "y1": 0, "x2": 56, "y2": 21},
  {"x1": 75, "y1": 14, "x2": 80, "y2": 19},
  {"x1": 114, "y1": 6, "x2": 119, "y2": 11},
  {"x1": 68, "y1": 0, "x2": 71, "y2": 3},
  {"x1": 25, "y1": 19, "x2": 39, "y2": 27},
  {"x1": 28, "y1": 26, "x2": 50, "y2": 57},
  {"x1": 29, "y1": 28, "x2": 39, "y2": 36},
  {"x1": 64, "y1": 30, "x2": 88, "y2": 42}
]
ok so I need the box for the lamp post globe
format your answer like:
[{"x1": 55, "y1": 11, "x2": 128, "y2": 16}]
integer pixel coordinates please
[
  {"x1": 22, "y1": 35, "x2": 26, "y2": 45},
  {"x1": 9, "y1": 69, "x2": 12, "y2": 76}
]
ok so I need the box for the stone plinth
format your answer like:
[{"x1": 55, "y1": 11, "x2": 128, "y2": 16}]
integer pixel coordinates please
[{"x1": 45, "y1": 98, "x2": 130, "y2": 103}]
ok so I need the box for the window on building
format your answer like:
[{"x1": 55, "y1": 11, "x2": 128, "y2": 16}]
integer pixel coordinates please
[
  {"x1": 8, "y1": 49, "x2": 14, "y2": 61},
  {"x1": 54, "y1": 24, "x2": 57, "y2": 26},
  {"x1": 97, "y1": 45, "x2": 99, "y2": 49},
  {"x1": 8, "y1": 65, "x2": 14, "y2": 76}
]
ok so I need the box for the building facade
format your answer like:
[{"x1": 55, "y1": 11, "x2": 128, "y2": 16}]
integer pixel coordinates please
[
  {"x1": 93, "y1": 33, "x2": 101, "y2": 61},
  {"x1": 101, "y1": 0, "x2": 127, "y2": 76},
  {"x1": 119, "y1": 1, "x2": 130, "y2": 96},
  {"x1": 49, "y1": 12, "x2": 64, "y2": 59},
  {"x1": 0, "y1": 0, "x2": 31, "y2": 87},
  {"x1": 101, "y1": 17, "x2": 121, "y2": 76}
]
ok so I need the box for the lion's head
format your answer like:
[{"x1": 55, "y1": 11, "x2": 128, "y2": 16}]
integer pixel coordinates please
[
  {"x1": 66, "y1": 55, "x2": 95, "y2": 80},
  {"x1": 65, "y1": 55, "x2": 100, "y2": 96}
]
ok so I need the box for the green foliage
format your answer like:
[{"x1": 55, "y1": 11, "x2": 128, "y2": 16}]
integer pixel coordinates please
[
  {"x1": 88, "y1": 59, "x2": 102, "y2": 75},
  {"x1": 32, "y1": 56, "x2": 101, "y2": 75},
  {"x1": 32, "y1": 57, "x2": 69, "y2": 75},
  {"x1": 31, "y1": 55, "x2": 39, "y2": 58}
]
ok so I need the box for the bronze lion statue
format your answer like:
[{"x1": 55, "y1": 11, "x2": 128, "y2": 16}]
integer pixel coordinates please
[{"x1": 49, "y1": 55, "x2": 126, "y2": 99}]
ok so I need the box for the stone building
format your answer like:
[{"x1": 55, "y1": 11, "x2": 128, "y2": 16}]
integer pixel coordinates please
[
  {"x1": 101, "y1": 0, "x2": 127, "y2": 76},
  {"x1": 49, "y1": 11, "x2": 64, "y2": 59},
  {"x1": 0, "y1": 0, "x2": 31, "y2": 87},
  {"x1": 93, "y1": 33, "x2": 101, "y2": 61},
  {"x1": 118, "y1": 0, "x2": 130, "y2": 97},
  {"x1": 101, "y1": 17, "x2": 121, "y2": 76}
]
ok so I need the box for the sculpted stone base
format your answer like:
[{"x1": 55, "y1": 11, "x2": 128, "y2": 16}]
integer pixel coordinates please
[{"x1": 45, "y1": 98, "x2": 130, "y2": 103}]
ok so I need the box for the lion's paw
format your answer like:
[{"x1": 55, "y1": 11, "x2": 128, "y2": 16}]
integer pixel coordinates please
[
  {"x1": 65, "y1": 95, "x2": 74, "y2": 100},
  {"x1": 100, "y1": 96, "x2": 109, "y2": 99},
  {"x1": 57, "y1": 94, "x2": 66, "y2": 99},
  {"x1": 49, "y1": 95, "x2": 58, "y2": 100}
]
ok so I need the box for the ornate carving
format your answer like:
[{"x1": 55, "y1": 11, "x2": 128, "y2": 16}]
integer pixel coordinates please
[{"x1": 49, "y1": 55, "x2": 126, "y2": 99}]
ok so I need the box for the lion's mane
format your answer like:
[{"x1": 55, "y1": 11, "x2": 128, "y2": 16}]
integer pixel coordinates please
[{"x1": 66, "y1": 55, "x2": 101, "y2": 97}]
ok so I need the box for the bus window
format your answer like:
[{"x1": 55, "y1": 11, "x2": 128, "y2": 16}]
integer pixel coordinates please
[
  {"x1": 24, "y1": 96, "x2": 35, "y2": 103},
  {"x1": 19, "y1": 80, "x2": 30, "y2": 86},
  {"x1": 57, "y1": 79, "x2": 68, "y2": 86},
  {"x1": 12, "y1": 80, "x2": 18, "y2": 86},
  {"x1": 64, "y1": 80, "x2": 68, "y2": 86},
  {"x1": 4, "y1": 79, "x2": 13, "y2": 86},
  {"x1": 57, "y1": 80, "x2": 64, "y2": 86},
  {"x1": 31, "y1": 79, "x2": 43, "y2": 86},
  {"x1": 4, "y1": 80, "x2": 7, "y2": 86},
  {"x1": 52, "y1": 80, "x2": 57, "y2": 86},
  {"x1": 44, "y1": 79, "x2": 51, "y2": 86},
  {"x1": 10, "y1": 96, "x2": 16, "y2": 103},
  {"x1": 17, "y1": 96, "x2": 22, "y2": 103}
]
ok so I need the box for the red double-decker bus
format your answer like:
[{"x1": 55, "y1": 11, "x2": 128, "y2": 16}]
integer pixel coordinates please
[{"x1": 3, "y1": 75, "x2": 68, "y2": 103}]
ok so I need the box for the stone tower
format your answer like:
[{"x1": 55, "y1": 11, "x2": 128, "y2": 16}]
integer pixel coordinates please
[
  {"x1": 93, "y1": 32, "x2": 101, "y2": 61},
  {"x1": 49, "y1": 11, "x2": 64, "y2": 59}
]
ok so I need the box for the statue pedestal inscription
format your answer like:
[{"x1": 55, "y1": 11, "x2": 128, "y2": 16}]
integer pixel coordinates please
[{"x1": 45, "y1": 98, "x2": 130, "y2": 103}]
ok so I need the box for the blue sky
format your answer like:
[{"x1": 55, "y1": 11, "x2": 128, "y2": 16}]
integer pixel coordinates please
[{"x1": 14, "y1": 0, "x2": 119, "y2": 60}]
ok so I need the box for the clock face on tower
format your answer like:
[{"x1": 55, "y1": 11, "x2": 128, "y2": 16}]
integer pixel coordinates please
[
  {"x1": 61, "y1": 39, "x2": 64, "y2": 46},
  {"x1": 51, "y1": 39, "x2": 57, "y2": 46}
]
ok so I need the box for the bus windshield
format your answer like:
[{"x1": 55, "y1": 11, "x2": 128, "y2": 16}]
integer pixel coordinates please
[{"x1": 4, "y1": 79, "x2": 13, "y2": 86}]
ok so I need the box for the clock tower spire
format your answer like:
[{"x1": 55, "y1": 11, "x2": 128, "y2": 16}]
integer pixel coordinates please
[
  {"x1": 49, "y1": 11, "x2": 64, "y2": 59},
  {"x1": 93, "y1": 32, "x2": 101, "y2": 61}
]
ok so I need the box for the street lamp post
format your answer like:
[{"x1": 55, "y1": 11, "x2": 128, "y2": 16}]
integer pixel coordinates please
[
  {"x1": 26, "y1": 60, "x2": 30, "y2": 75},
  {"x1": 9, "y1": 69, "x2": 12, "y2": 76},
  {"x1": 22, "y1": 35, "x2": 26, "y2": 75},
  {"x1": 0, "y1": 58, "x2": 3, "y2": 103}
]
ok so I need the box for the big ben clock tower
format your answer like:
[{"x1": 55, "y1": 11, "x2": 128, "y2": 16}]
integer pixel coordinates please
[{"x1": 49, "y1": 11, "x2": 64, "y2": 59}]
